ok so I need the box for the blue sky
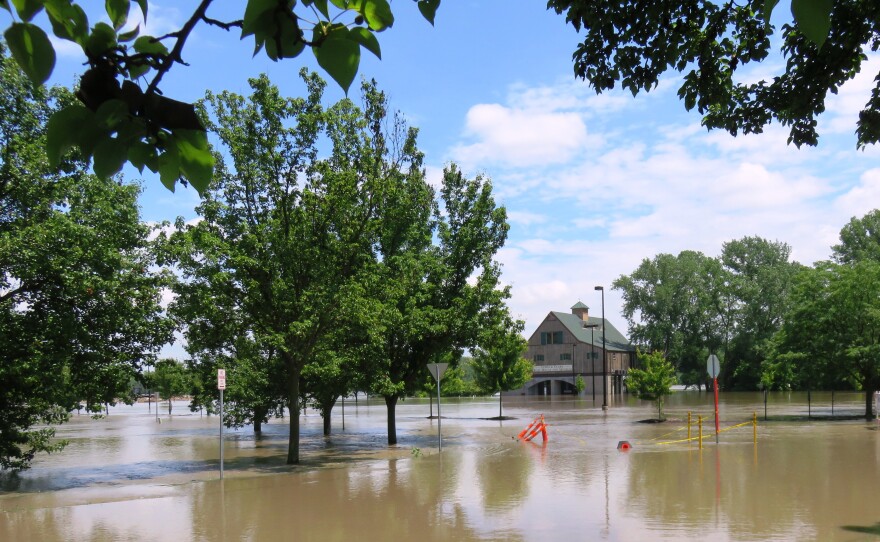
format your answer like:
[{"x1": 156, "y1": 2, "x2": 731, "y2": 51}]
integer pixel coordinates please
[{"x1": 39, "y1": 2, "x2": 880, "y2": 342}]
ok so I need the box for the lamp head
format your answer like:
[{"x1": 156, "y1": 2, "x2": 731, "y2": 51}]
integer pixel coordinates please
[{"x1": 594, "y1": 285, "x2": 603, "y2": 291}]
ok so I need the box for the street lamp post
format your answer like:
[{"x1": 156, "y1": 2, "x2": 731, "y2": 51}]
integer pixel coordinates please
[
  {"x1": 595, "y1": 285, "x2": 607, "y2": 410},
  {"x1": 585, "y1": 323, "x2": 599, "y2": 401}
]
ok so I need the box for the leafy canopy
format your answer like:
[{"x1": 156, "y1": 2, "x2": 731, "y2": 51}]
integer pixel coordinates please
[
  {"x1": 548, "y1": 0, "x2": 880, "y2": 148},
  {"x1": 1, "y1": 0, "x2": 440, "y2": 194}
]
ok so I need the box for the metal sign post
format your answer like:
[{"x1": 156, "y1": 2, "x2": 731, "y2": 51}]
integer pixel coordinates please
[
  {"x1": 707, "y1": 354, "x2": 720, "y2": 444},
  {"x1": 217, "y1": 369, "x2": 226, "y2": 479},
  {"x1": 427, "y1": 363, "x2": 449, "y2": 452}
]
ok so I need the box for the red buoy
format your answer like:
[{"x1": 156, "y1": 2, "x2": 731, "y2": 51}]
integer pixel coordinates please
[{"x1": 617, "y1": 440, "x2": 632, "y2": 451}]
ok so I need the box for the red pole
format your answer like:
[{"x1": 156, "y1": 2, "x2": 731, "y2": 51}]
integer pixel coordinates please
[{"x1": 713, "y1": 377, "x2": 720, "y2": 443}]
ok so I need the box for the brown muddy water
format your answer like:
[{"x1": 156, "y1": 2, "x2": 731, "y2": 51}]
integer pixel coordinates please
[{"x1": 1, "y1": 391, "x2": 879, "y2": 541}]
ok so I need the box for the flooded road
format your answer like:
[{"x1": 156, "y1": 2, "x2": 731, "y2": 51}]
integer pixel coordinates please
[{"x1": 1, "y1": 391, "x2": 878, "y2": 541}]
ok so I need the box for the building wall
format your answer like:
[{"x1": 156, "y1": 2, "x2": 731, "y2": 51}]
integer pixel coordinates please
[{"x1": 517, "y1": 312, "x2": 634, "y2": 397}]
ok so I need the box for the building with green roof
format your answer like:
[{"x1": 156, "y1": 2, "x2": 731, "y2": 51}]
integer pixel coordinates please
[{"x1": 516, "y1": 301, "x2": 635, "y2": 398}]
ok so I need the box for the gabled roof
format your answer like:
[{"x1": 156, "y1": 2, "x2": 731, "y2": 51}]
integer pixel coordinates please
[{"x1": 551, "y1": 311, "x2": 635, "y2": 352}]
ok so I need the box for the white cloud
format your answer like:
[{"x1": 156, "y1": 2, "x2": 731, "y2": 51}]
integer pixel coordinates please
[
  {"x1": 443, "y1": 74, "x2": 880, "y2": 333},
  {"x1": 451, "y1": 103, "x2": 595, "y2": 168},
  {"x1": 507, "y1": 210, "x2": 548, "y2": 226}
]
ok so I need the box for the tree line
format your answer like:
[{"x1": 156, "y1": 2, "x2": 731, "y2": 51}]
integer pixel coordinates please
[{"x1": 614, "y1": 222, "x2": 880, "y2": 418}]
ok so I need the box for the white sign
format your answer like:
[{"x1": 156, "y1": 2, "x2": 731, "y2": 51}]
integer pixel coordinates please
[
  {"x1": 427, "y1": 363, "x2": 448, "y2": 382},
  {"x1": 706, "y1": 355, "x2": 720, "y2": 379},
  {"x1": 217, "y1": 368, "x2": 226, "y2": 390},
  {"x1": 533, "y1": 364, "x2": 573, "y2": 373}
]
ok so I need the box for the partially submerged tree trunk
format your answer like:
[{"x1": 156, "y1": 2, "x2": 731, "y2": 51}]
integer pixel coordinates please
[
  {"x1": 287, "y1": 359, "x2": 301, "y2": 465},
  {"x1": 320, "y1": 397, "x2": 337, "y2": 436},
  {"x1": 498, "y1": 393, "x2": 503, "y2": 418},
  {"x1": 865, "y1": 385, "x2": 876, "y2": 420},
  {"x1": 385, "y1": 395, "x2": 398, "y2": 445}
]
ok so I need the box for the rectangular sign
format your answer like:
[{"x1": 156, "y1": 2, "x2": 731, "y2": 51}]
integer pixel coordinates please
[
  {"x1": 217, "y1": 368, "x2": 226, "y2": 390},
  {"x1": 533, "y1": 364, "x2": 573, "y2": 373}
]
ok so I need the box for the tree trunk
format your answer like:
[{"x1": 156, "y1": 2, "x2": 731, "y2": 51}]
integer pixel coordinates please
[
  {"x1": 254, "y1": 405, "x2": 268, "y2": 433},
  {"x1": 286, "y1": 360, "x2": 301, "y2": 465},
  {"x1": 498, "y1": 393, "x2": 503, "y2": 418},
  {"x1": 385, "y1": 394, "x2": 398, "y2": 445},
  {"x1": 323, "y1": 410, "x2": 332, "y2": 436},
  {"x1": 321, "y1": 397, "x2": 335, "y2": 436},
  {"x1": 167, "y1": 398, "x2": 172, "y2": 416},
  {"x1": 865, "y1": 386, "x2": 876, "y2": 420}
]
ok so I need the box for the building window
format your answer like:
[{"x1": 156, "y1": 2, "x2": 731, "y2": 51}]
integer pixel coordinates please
[
  {"x1": 540, "y1": 331, "x2": 565, "y2": 345},
  {"x1": 533, "y1": 354, "x2": 544, "y2": 362},
  {"x1": 560, "y1": 353, "x2": 571, "y2": 361}
]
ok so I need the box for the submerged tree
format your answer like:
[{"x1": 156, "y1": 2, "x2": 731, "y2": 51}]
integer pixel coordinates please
[
  {"x1": 769, "y1": 261, "x2": 880, "y2": 418},
  {"x1": 0, "y1": 47, "x2": 171, "y2": 470},
  {"x1": 145, "y1": 359, "x2": 191, "y2": 417},
  {"x1": 368, "y1": 164, "x2": 511, "y2": 445},
  {"x1": 166, "y1": 71, "x2": 425, "y2": 463},
  {"x1": 472, "y1": 312, "x2": 531, "y2": 419},
  {"x1": 626, "y1": 350, "x2": 677, "y2": 421}
]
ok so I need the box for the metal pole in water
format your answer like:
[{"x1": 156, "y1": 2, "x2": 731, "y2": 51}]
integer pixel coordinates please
[
  {"x1": 688, "y1": 411, "x2": 692, "y2": 442},
  {"x1": 220, "y1": 388, "x2": 224, "y2": 480},
  {"x1": 764, "y1": 388, "x2": 768, "y2": 421},
  {"x1": 699, "y1": 415, "x2": 703, "y2": 450},
  {"x1": 436, "y1": 368, "x2": 442, "y2": 452}
]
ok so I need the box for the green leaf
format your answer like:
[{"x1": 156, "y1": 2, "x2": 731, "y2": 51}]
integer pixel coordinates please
[
  {"x1": 118, "y1": 24, "x2": 139, "y2": 43},
  {"x1": 11, "y1": 0, "x2": 42, "y2": 21},
  {"x1": 106, "y1": 0, "x2": 130, "y2": 30},
  {"x1": 173, "y1": 129, "x2": 214, "y2": 195},
  {"x1": 95, "y1": 99, "x2": 130, "y2": 129},
  {"x1": 241, "y1": 0, "x2": 277, "y2": 39},
  {"x1": 329, "y1": 0, "x2": 347, "y2": 9},
  {"x1": 93, "y1": 136, "x2": 128, "y2": 178},
  {"x1": 4, "y1": 23, "x2": 56, "y2": 84},
  {"x1": 313, "y1": 35, "x2": 360, "y2": 93},
  {"x1": 310, "y1": 0, "x2": 330, "y2": 19},
  {"x1": 417, "y1": 0, "x2": 440, "y2": 26},
  {"x1": 362, "y1": 0, "x2": 393, "y2": 31},
  {"x1": 86, "y1": 22, "x2": 118, "y2": 57},
  {"x1": 791, "y1": 0, "x2": 833, "y2": 48},
  {"x1": 45, "y1": 2, "x2": 90, "y2": 45},
  {"x1": 0, "y1": 1, "x2": 10, "y2": 13},
  {"x1": 127, "y1": 141, "x2": 156, "y2": 173},
  {"x1": 761, "y1": 0, "x2": 780, "y2": 26},
  {"x1": 133, "y1": 35, "x2": 168, "y2": 56},
  {"x1": 134, "y1": 0, "x2": 146, "y2": 21},
  {"x1": 158, "y1": 146, "x2": 180, "y2": 192},
  {"x1": 350, "y1": 27, "x2": 380, "y2": 59},
  {"x1": 47, "y1": 105, "x2": 92, "y2": 166}
]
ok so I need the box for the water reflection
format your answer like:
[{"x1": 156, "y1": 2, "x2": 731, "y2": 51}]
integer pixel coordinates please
[{"x1": 1, "y1": 393, "x2": 879, "y2": 541}]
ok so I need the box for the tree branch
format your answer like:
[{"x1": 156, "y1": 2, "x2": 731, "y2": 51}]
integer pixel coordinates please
[{"x1": 145, "y1": 0, "x2": 215, "y2": 98}]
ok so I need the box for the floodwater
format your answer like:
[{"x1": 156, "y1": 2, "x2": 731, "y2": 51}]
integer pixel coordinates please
[{"x1": 1, "y1": 391, "x2": 879, "y2": 541}]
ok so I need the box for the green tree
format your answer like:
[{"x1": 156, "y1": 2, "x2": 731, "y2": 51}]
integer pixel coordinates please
[
  {"x1": 1, "y1": 0, "x2": 440, "y2": 193},
  {"x1": 769, "y1": 261, "x2": 880, "y2": 418},
  {"x1": 548, "y1": 0, "x2": 880, "y2": 148},
  {"x1": 0, "y1": 47, "x2": 171, "y2": 470},
  {"x1": 613, "y1": 251, "x2": 727, "y2": 389},
  {"x1": 626, "y1": 350, "x2": 677, "y2": 421},
  {"x1": 145, "y1": 359, "x2": 190, "y2": 416},
  {"x1": 574, "y1": 374, "x2": 586, "y2": 395},
  {"x1": 165, "y1": 72, "x2": 420, "y2": 463},
  {"x1": 833, "y1": 210, "x2": 880, "y2": 264},
  {"x1": 720, "y1": 237, "x2": 802, "y2": 389},
  {"x1": 368, "y1": 164, "x2": 510, "y2": 445},
  {"x1": 471, "y1": 314, "x2": 531, "y2": 419}
]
